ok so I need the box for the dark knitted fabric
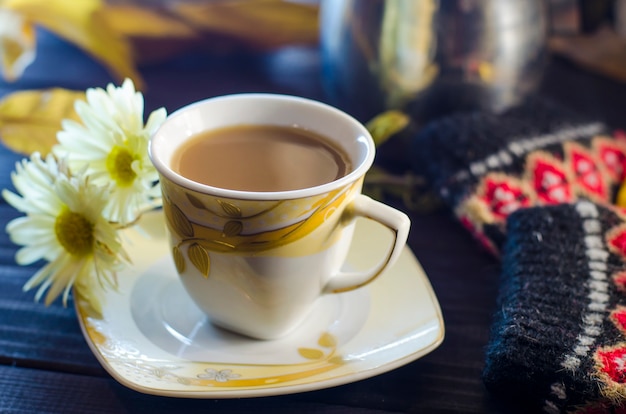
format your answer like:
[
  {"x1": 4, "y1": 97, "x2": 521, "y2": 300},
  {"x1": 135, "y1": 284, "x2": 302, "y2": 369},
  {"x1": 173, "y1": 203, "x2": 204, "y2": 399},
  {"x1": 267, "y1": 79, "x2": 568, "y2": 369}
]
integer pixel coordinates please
[
  {"x1": 411, "y1": 97, "x2": 625, "y2": 255},
  {"x1": 483, "y1": 201, "x2": 626, "y2": 413}
]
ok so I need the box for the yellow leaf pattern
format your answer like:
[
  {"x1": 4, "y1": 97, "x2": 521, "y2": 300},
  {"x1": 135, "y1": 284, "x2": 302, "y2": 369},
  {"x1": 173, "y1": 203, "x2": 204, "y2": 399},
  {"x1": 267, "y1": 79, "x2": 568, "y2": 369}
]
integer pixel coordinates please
[
  {"x1": 188, "y1": 243, "x2": 210, "y2": 278},
  {"x1": 298, "y1": 332, "x2": 337, "y2": 360},
  {"x1": 218, "y1": 199, "x2": 242, "y2": 218},
  {"x1": 298, "y1": 348, "x2": 325, "y2": 360},
  {"x1": 318, "y1": 332, "x2": 337, "y2": 348},
  {"x1": 172, "y1": 246, "x2": 185, "y2": 274},
  {"x1": 222, "y1": 220, "x2": 243, "y2": 237},
  {"x1": 167, "y1": 202, "x2": 194, "y2": 238},
  {"x1": 186, "y1": 193, "x2": 207, "y2": 210}
]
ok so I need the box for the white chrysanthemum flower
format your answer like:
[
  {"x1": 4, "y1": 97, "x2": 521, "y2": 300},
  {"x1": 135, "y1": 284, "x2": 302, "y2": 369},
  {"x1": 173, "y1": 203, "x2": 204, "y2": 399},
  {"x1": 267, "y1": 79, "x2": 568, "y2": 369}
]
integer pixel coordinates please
[
  {"x1": 54, "y1": 78, "x2": 167, "y2": 225},
  {"x1": 2, "y1": 153, "x2": 128, "y2": 313}
]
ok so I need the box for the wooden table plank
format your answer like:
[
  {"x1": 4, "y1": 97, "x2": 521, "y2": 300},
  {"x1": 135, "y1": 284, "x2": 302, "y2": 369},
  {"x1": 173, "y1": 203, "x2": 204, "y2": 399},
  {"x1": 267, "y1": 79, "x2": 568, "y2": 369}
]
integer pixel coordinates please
[{"x1": 0, "y1": 365, "x2": 400, "y2": 414}]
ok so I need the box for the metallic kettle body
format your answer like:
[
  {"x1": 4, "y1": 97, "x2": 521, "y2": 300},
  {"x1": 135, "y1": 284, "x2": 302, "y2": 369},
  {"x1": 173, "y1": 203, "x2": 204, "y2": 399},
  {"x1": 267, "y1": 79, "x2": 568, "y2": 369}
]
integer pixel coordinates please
[{"x1": 320, "y1": 0, "x2": 548, "y2": 123}]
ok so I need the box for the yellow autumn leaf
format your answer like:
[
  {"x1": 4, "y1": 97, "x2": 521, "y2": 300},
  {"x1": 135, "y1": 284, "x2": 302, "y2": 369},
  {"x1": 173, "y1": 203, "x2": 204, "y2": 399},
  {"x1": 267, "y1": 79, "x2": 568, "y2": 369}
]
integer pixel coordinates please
[
  {"x1": 0, "y1": 88, "x2": 84, "y2": 156},
  {"x1": 99, "y1": 4, "x2": 201, "y2": 64},
  {"x1": 366, "y1": 110, "x2": 411, "y2": 147},
  {"x1": 171, "y1": 0, "x2": 319, "y2": 49},
  {"x1": 4, "y1": 0, "x2": 144, "y2": 89},
  {"x1": 101, "y1": 4, "x2": 198, "y2": 39}
]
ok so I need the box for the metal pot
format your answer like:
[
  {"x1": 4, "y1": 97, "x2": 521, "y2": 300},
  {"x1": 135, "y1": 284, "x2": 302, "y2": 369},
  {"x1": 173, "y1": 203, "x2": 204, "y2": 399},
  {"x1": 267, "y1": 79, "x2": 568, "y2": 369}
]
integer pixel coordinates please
[{"x1": 320, "y1": 0, "x2": 548, "y2": 123}]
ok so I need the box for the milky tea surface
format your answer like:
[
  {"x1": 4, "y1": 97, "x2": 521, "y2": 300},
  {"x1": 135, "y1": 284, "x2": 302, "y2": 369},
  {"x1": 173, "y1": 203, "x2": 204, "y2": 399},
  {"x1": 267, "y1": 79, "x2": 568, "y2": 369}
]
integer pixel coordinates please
[{"x1": 171, "y1": 125, "x2": 352, "y2": 192}]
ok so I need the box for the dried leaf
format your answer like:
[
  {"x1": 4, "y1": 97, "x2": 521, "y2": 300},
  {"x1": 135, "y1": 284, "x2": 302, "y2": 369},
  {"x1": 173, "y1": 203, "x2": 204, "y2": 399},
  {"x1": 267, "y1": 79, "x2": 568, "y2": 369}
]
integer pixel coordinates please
[
  {"x1": 171, "y1": 0, "x2": 319, "y2": 49},
  {"x1": 365, "y1": 110, "x2": 410, "y2": 147},
  {"x1": 5, "y1": 0, "x2": 144, "y2": 89},
  {"x1": 188, "y1": 243, "x2": 210, "y2": 278},
  {"x1": 0, "y1": 88, "x2": 84, "y2": 156},
  {"x1": 298, "y1": 347, "x2": 324, "y2": 360},
  {"x1": 363, "y1": 166, "x2": 441, "y2": 213},
  {"x1": 101, "y1": 4, "x2": 198, "y2": 39},
  {"x1": 172, "y1": 246, "x2": 185, "y2": 274},
  {"x1": 0, "y1": 8, "x2": 36, "y2": 82}
]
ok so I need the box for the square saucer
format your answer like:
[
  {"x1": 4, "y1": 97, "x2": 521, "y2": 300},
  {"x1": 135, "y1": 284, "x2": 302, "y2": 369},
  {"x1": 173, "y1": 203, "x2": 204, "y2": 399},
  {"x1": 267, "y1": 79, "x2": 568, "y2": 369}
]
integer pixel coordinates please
[{"x1": 75, "y1": 211, "x2": 444, "y2": 398}]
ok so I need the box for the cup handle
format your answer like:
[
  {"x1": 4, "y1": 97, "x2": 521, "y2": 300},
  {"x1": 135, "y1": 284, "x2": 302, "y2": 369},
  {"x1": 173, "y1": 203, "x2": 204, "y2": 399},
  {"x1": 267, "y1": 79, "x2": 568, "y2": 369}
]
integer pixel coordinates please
[{"x1": 323, "y1": 194, "x2": 411, "y2": 293}]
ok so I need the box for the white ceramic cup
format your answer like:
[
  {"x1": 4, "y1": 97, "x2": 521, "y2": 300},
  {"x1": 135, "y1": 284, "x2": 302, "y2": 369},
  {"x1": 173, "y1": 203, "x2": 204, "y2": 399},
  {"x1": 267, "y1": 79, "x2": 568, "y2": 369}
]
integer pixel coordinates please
[{"x1": 149, "y1": 93, "x2": 410, "y2": 339}]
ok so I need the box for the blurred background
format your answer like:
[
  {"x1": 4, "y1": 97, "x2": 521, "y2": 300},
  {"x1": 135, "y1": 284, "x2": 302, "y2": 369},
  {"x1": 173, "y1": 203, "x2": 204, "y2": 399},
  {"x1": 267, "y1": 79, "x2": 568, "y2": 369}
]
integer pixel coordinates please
[{"x1": 2, "y1": 0, "x2": 626, "y2": 151}]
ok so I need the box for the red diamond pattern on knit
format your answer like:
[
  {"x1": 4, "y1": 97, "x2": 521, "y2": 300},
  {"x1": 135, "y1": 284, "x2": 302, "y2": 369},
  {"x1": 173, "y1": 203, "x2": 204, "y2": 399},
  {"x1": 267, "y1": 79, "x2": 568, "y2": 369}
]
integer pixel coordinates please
[
  {"x1": 526, "y1": 152, "x2": 574, "y2": 205},
  {"x1": 610, "y1": 307, "x2": 626, "y2": 335},
  {"x1": 607, "y1": 224, "x2": 626, "y2": 258},
  {"x1": 614, "y1": 271, "x2": 626, "y2": 293},
  {"x1": 566, "y1": 142, "x2": 609, "y2": 202},
  {"x1": 456, "y1": 135, "x2": 622, "y2": 257},
  {"x1": 476, "y1": 173, "x2": 533, "y2": 220},
  {"x1": 596, "y1": 346, "x2": 626, "y2": 385},
  {"x1": 594, "y1": 137, "x2": 626, "y2": 183}
]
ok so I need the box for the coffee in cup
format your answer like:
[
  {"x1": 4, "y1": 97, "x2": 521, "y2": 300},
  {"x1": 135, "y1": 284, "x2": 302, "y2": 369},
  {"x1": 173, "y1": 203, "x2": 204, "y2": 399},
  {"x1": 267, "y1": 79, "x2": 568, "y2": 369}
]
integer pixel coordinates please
[{"x1": 171, "y1": 124, "x2": 351, "y2": 192}]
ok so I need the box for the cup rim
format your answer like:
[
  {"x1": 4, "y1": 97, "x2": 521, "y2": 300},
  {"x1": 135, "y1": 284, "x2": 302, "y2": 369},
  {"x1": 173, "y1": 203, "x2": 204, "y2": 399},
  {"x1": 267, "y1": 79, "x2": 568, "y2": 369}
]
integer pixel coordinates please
[{"x1": 149, "y1": 93, "x2": 375, "y2": 200}]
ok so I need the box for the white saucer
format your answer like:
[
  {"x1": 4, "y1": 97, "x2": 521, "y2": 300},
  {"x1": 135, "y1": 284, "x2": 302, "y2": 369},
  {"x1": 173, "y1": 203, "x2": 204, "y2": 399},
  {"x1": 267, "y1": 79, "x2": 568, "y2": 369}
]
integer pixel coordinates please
[{"x1": 75, "y1": 211, "x2": 444, "y2": 398}]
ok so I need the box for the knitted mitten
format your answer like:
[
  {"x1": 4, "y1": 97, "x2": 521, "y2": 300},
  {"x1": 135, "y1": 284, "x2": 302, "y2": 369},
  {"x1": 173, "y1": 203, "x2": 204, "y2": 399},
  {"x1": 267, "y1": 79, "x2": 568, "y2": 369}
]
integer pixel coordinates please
[
  {"x1": 411, "y1": 97, "x2": 626, "y2": 255},
  {"x1": 482, "y1": 201, "x2": 626, "y2": 413}
]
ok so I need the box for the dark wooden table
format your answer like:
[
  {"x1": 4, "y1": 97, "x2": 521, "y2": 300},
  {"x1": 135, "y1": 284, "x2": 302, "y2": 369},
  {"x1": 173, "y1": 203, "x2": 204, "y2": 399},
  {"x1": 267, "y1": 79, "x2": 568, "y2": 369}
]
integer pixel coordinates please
[{"x1": 2, "y1": 31, "x2": 626, "y2": 414}]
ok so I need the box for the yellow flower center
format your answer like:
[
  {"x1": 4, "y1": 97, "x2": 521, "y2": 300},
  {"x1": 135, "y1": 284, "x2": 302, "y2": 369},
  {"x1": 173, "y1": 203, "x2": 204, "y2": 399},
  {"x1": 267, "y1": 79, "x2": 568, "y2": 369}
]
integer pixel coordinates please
[
  {"x1": 106, "y1": 145, "x2": 137, "y2": 187},
  {"x1": 54, "y1": 208, "x2": 95, "y2": 257}
]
